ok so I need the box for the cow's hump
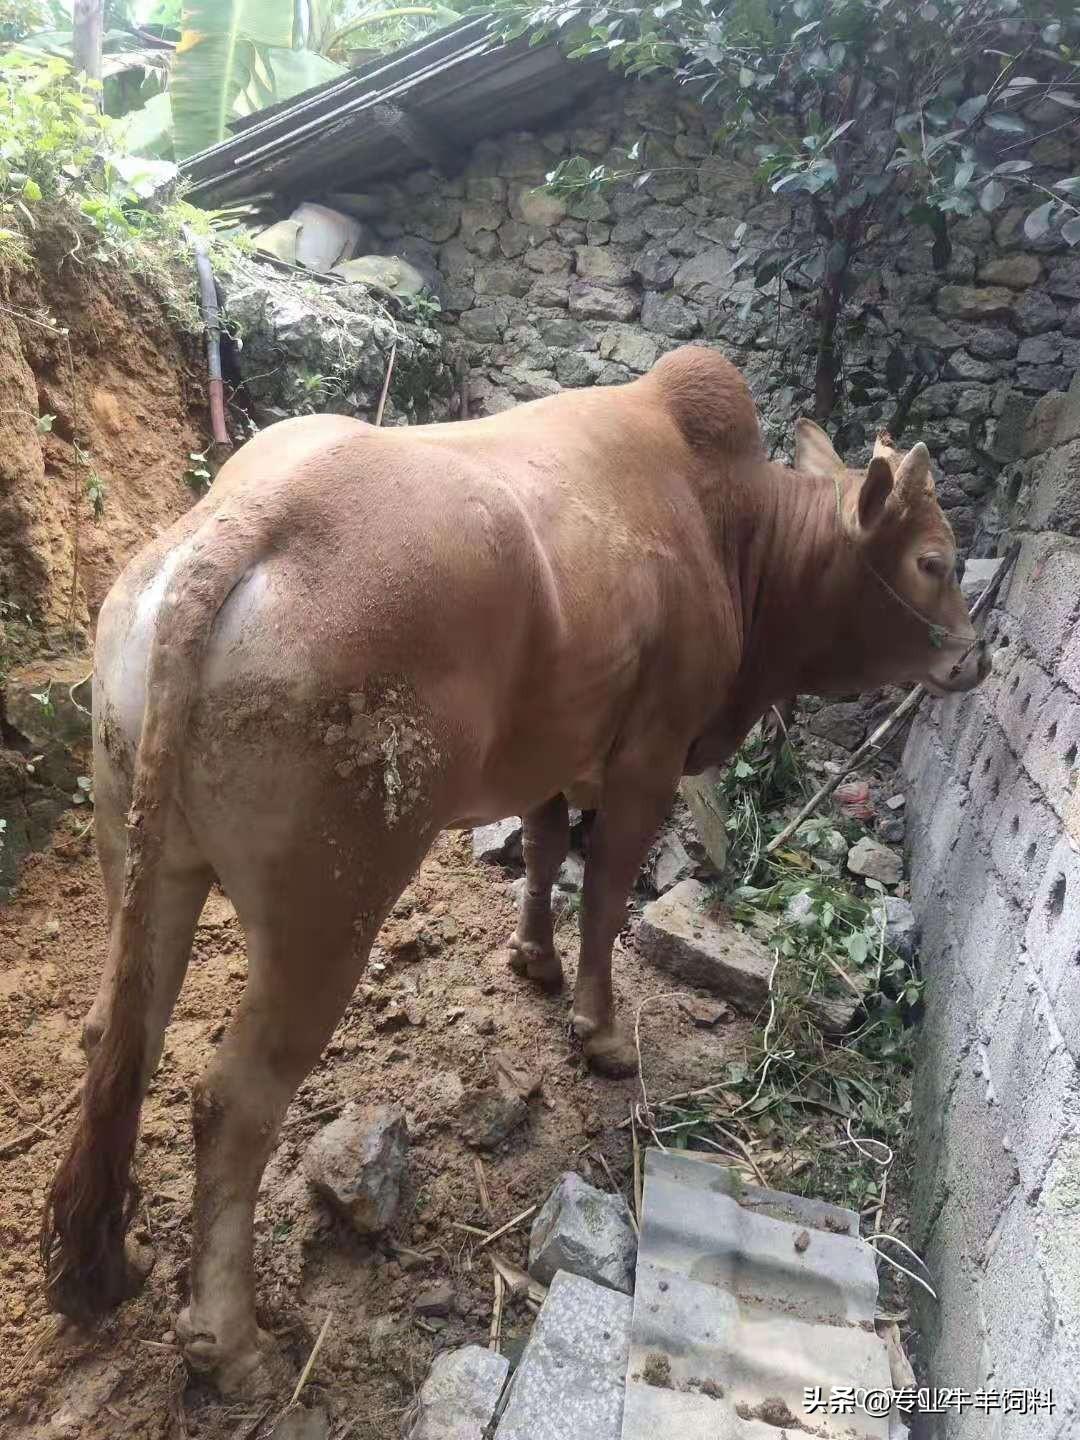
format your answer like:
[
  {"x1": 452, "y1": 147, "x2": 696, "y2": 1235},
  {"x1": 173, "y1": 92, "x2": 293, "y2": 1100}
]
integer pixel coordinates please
[{"x1": 649, "y1": 345, "x2": 762, "y2": 458}]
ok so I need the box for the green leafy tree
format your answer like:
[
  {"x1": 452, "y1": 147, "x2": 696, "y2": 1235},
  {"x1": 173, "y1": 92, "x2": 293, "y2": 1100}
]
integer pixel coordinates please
[{"x1": 493, "y1": 0, "x2": 1080, "y2": 419}]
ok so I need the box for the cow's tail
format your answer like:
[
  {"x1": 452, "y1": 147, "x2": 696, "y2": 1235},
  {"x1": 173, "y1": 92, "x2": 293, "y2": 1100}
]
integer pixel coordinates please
[{"x1": 41, "y1": 516, "x2": 266, "y2": 1323}]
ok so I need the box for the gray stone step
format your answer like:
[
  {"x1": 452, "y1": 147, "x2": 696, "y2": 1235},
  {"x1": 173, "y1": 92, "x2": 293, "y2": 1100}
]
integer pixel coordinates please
[
  {"x1": 494, "y1": 1270, "x2": 632, "y2": 1440},
  {"x1": 621, "y1": 1150, "x2": 893, "y2": 1440}
]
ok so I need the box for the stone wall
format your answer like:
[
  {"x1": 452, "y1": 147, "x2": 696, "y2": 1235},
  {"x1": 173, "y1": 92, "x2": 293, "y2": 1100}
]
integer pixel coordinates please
[
  {"x1": 903, "y1": 377, "x2": 1080, "y2": 1429},
  {"x1": 339, "y1": 76, "x2": 1080, "y2": 554}
]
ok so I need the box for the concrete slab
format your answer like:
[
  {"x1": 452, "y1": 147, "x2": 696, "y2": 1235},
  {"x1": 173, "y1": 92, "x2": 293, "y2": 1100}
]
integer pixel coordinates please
[
  {"x1": 636, "y1": 880, "x2": 771, "y2": 1013},
  {"x1": 623, "y1": 1151, "x2": 892, "y2": 1440},
  {"x1": 494, "y1": 1270, "x2": 632, "y2": 1440}
]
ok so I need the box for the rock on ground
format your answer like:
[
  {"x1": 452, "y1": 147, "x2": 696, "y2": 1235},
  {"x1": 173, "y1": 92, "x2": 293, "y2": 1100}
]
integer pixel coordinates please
[
  {"x1": 872, "y1": 895, "x2": 920, "y2": 961},
  {"x1": 636, "y1": 879, "x2": 772, "y2": 1013},
  {"x1": 406, "y1": 1345, "x2": 510, "y2": 1440},
  {"x1": 529, "y1": 1172, "x2": 637, "y2": 1294},
  {"x1": 646, "y1": 829, "x2": 695, "y2": 895},
  {"x1": 846, "y1": 836, "x2": 903, "y2": 887},
  {"x1": 270, "y1": 1407, "x2": 330, "y2": 1440},
  {"x1": 302, "y1": 1102, "x2": 408, "y2": 1234},
  {"x1": 472, "y1": 817, "x2": 523, "y2": 865},
  {"x1": 413, "y1": 1280, "x2": 455, "y2": 1318},
  {"x1": 456, "y1": 1086, "x2": 528, "y2": 1150}
]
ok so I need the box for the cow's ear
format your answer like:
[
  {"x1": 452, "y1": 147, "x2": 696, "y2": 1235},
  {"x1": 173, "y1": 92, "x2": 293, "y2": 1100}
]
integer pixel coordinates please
[
  {"x1": 794, "y1": 418, "x2": 844, "y2": 478},
  {"x1": 857, "y1": 456, "x2": 894, "y2": 530}
]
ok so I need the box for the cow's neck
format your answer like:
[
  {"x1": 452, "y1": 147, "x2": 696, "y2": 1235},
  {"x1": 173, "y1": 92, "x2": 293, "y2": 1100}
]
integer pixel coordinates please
[{"x1": 697, "y1": 460, "x2": 876, "y2": 759}]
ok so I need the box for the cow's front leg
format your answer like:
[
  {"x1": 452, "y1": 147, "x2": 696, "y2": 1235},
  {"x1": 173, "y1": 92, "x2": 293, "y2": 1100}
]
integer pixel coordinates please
[
  {"x1": 508, "y1": 794, "x2": 569, "y2": 992},
  {"x1": 572, "y1": 764, "x2": 680, "y2": 1076}
]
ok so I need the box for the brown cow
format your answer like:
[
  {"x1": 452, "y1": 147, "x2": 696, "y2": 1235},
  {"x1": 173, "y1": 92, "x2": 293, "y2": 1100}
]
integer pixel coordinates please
[{"x1": 42, "y1": 346, "x2": 987, "y2": 1395}]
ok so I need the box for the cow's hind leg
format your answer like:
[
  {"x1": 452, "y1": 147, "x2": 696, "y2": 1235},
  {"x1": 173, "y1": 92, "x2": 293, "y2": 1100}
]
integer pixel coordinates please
[
  {"x1": 175, "y1": 840, "x2": 425, "y2": 1397},
  {"x1": 507, "y1": 794, "x2": 568, "y2": 991},
  {"x1": 571, "y1": 749, "x2": 680, "y2": 1076}
]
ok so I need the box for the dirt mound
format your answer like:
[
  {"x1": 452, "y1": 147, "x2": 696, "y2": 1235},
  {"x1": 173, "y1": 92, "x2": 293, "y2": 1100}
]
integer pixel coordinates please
[
  {"x1": 0, "y1": 218, "x2": 205, "y2": 639},
  {"x1": 0, "y1": 829, "x2": 750, "y2": 1439}
]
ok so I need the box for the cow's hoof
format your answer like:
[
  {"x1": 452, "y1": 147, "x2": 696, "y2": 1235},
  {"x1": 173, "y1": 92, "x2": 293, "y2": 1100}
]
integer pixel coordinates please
[
  {"x1": 582, "y1": 1028, "x2": 637, "y2": 1078},
  {"x1": 507, "y1": 938, "x2": 564, "y2": 993},
  {"x1": 177, "y1": 1310, "x2": 287, "y2": 1398}
]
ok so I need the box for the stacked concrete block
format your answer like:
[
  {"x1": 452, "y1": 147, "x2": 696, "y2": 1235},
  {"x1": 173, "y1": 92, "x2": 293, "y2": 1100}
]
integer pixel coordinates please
[{"x1": 905, "y1": 377, "x2": 1080, "y2": 1434}]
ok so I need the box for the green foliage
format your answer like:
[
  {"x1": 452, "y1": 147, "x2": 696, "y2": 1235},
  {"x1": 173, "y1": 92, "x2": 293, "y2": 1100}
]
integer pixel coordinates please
[
  {"x1": 184, "y1": 447, "x2": 212, "y2": 492},
  {"x1": 165, "y1": 0, "x2": 346, "y2": 159},
  {"x1": 0, "y1": 1, "x2": 68, "y2": 44},
  {"x1": 308, "y1": 0, "x2": 470, "y2": 58},
  {"x1": 651, "y1": 725, "x2": 924, "y2": 1215},
  {"x1": 496, "y1": 0, "x2": 1080, "y2": 417},
  {"x1": 399, "y1": 285, "x2": 442, "y2": 323}
]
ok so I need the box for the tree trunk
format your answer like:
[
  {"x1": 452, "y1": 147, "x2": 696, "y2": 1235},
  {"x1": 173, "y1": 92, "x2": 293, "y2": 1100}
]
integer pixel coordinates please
[
  {"x1": 73, "y1": 0, "x2": 104, "y2": 104},
  {"x1": 812, "y1": 253, "x2": 848, "y2": 423}
]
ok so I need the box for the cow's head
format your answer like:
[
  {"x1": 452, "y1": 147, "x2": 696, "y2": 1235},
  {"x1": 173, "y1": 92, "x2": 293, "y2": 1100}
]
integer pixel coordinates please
[{"x1": 794, "y1": 420, "x2": 989, "y2": 695}]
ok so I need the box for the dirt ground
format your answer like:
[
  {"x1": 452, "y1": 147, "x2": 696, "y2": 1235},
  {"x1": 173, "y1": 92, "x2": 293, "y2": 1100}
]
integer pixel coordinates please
[
  {"x1": 0, "y1": 823, "x2": 754, "y2": 1439},
  {"x1": 0, "y1": 215, "x2": 204, "y2": 640}
]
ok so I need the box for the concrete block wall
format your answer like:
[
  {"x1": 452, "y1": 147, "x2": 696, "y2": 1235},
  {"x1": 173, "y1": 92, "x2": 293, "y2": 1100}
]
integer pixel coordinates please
[{"x1": 905, "y1": 375, "x2": 1080, "y2": 1438}]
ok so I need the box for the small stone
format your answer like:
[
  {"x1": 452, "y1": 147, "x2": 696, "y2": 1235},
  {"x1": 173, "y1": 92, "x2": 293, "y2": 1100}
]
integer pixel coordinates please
[
  {"x1": 406, "y1": 1345, "x2": 509, "y2": 1440},
  {"x1": 374, "y1": 1001, "x2": 421, "y2": 1032},
  {"x1": 457, "y1": 1087, "x2": 528, "y2": 1150},
  {"x1": 1013, "y1": 289, "x2": 1062, "y2": 337},
  {"x1": 569, "y1": 280, "x2": 641, "y2": 323},
  {"x1": 966, "y1": 327, "x2": 1018, "y2": 360},
  {"x1": 784, "y1": 891, "x2": 816, "y2": 930},
  {"x1": 476, "y1": 1015, "x2": 496, "y2": 1036},
  {"x1": 303, "y1": 1103, "x2": 408, "y2": 1235},
  {"x1": 640, "y1": 291, "x2": 700, "y2": 339},
  {"x1": 557, "y1": 853, "x2": 585, "y2": 891},
  {"x1": 673, "y1": 247, "x2": 738, "y2": 303},
  {"x1": 459, "y1": 307, "x2": 506, "y2": 344},
  {"x1": 871, "y1": 895, "x2": 920, "y2": 962},
  {"x1": 648, "y1": 830, "x2": 695, "y2": 894},
  {"x1": 794, "y1": 1229, "x2": 811, "y2": 1254},
  {"x1": 414, "y1": 1281, "x2": 455, "y2": 1318},
  {"x1": 631, "y1": 245, "x2": 679, "y2": 291},
  {"x1": 679, "y1": 995, "x2": 731, "y2": 1028},
  {"x1": 575, "y1": 245, "x2": 634, "y2": 286},
  {"x1": 807, "y1": 701, "x2": 865, "y2": 750},
  {"x1": 472, "y1": 817, "x2": 523, "y2": 865},
  {"x1": 529, "y1": 1172, "x2": 637, "y2": 1294},
  {"x1": 515, "y1": 186, "x2": 567, "y2": 227},
  {"x1": 847, "y1": 836, "x2": 903, "y2": 887},
  {"x1": 936, "y1": 286, "x2": 1014, "y2": 321},
  {"x1": 598, "y1": 326, "x2": 659, "y2": 372},
  {"x1": 271, "y1": 1407, "x2": 330, "y2": 1440},
  {"x1": 903, "y1": 314, "x2": 965, "y2": 350},
  {"x1": 979, "y1": 254, "x2": 1041, "y2": 289}
]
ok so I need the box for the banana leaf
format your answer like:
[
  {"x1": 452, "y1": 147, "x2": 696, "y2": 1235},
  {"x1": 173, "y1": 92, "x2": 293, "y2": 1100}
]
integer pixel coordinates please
[
  {"x1": 123, "y1": 88, "x2": 175, "y2": 158},
  {"x1": 169, "y1": 1, "x2": 347, "y2": 158},
  {"x1": 130, "y1": 37, "x2": 345, "y2": 160},
  {"x1": 170, "y1": 0, "x2": 294, "y2": 159}
]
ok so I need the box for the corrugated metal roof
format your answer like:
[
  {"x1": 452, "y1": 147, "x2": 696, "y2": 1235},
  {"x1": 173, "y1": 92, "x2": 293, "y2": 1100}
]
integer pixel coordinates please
[{"x1": 180, "y1": 18, "x2": 610, "y2": 207}]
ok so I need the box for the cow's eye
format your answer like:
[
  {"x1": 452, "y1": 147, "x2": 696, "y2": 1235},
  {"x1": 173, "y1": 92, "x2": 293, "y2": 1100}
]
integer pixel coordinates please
[{"x1": 919, "y1": 553, "x2": 947, "y2": 579}]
